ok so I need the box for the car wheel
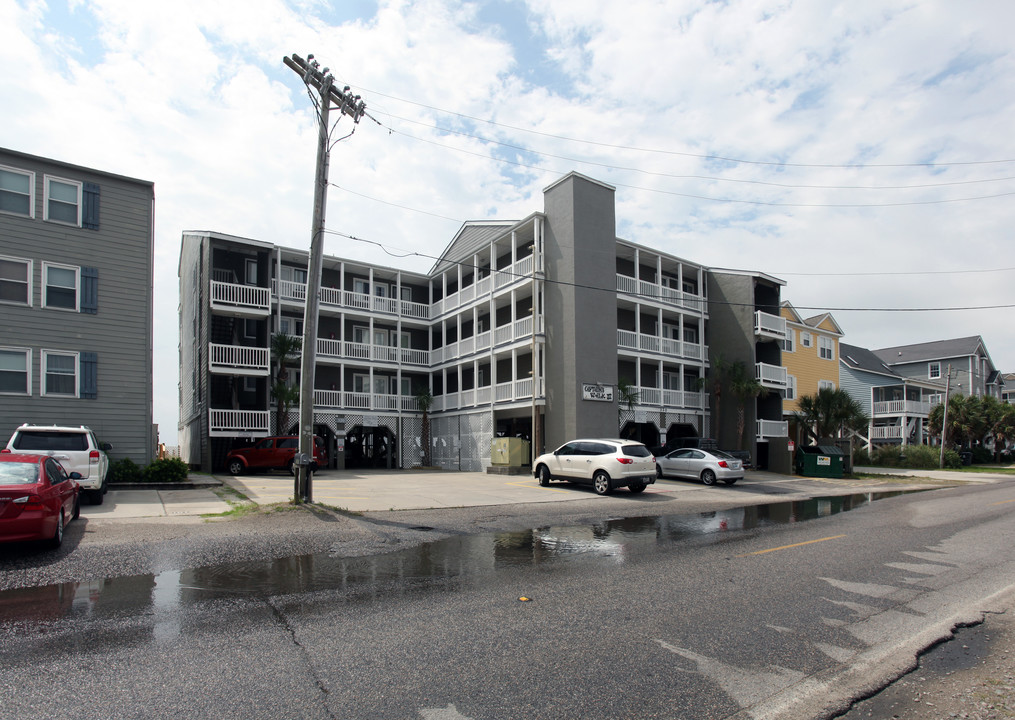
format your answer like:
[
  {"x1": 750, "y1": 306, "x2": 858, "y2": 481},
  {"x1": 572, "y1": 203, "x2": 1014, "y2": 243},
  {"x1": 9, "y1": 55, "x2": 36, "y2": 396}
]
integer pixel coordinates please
[
  {"x1": 593, "y1": 471, "x2": 612, "y2": 496},
  {"x1": 701, "y1": 469, "x2": 717, "y2": 486},
  {"x1": 72, "y1": 497, "x2": 80, "y2": 520},
  {"x1": 655, "y1": 464, "x2": 663, "y2": 479},
  {"x1": 227, "y1": 459, "x2": 245, "y2": 476},
  {"x1": 88, "y1": 488, "x2": 104, "y2": 505},
  {"x1": 725, "y1": 477, "x2": 739, "y2": 486},
  {"x1": 629, "y1": 482, "x2": 646, "y2": 494},
  {"x1": 538, "y1": 466, "x2": 551, "y2": 486},
  {"x1": 47, "y1": 511, "x2": 64, "y2": 549}
]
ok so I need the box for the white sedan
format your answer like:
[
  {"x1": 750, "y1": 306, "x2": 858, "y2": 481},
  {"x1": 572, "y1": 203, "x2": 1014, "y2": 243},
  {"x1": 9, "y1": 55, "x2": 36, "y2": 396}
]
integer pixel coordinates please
[{"x1": 655, "y1": 448, "x2": 744, "y2": 486}]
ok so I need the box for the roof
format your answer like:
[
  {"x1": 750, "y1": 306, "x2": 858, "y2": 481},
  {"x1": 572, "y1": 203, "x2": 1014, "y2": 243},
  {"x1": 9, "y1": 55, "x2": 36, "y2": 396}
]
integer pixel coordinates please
[
  {"x1": 873, "y1": 336, "x2": 987, "y2": 365},
  {"x1": 429, "y1": 221, "x2": 520, "y2": 275},
  {"x1": 839, "y1": 343, "x2": 898, "y2": 378}
]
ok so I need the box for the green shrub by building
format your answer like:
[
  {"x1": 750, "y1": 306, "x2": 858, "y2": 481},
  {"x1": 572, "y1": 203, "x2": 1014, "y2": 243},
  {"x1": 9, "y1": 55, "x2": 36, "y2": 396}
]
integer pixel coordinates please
[{"x1": 106, "y1": 457, "x2": 189, "y2": 483}]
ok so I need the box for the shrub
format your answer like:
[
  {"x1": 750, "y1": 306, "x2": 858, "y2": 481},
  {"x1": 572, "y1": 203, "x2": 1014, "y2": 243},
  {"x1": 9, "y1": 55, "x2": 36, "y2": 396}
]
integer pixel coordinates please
[
  {"x1": 866, "y1": 443, "x2": 961, "y2": 469},
  {"x1": 971, "y1": 446, "x2": 993, "y2": 464},
  {"x1": 141, "y1": 457, "x2": 190, "y2": 483},
  {"x1": 896, "y1": 444, "x2": 943, "y2": 469},
  {"x1": 107, "y1": 457, "x2": 143, "y2": 483},
  {"x1": 852, "y1": 448, "x2": 870, "y2": 466}
]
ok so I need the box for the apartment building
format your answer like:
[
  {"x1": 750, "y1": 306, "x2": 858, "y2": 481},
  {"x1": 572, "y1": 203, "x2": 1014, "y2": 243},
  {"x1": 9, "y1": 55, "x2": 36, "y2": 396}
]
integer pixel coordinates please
[
  {"x1": 779, "y1": 302, "x2": 845, "y2": 441},
  {"x1": 0, "y1": 148, "x2": 155, "y2": 463},
  {"x1": 706, "y1": 269, "x2": 792, "y2": 473},
  {"x1": 179, "y1": 172, "x2": 779, "y2": 472}
]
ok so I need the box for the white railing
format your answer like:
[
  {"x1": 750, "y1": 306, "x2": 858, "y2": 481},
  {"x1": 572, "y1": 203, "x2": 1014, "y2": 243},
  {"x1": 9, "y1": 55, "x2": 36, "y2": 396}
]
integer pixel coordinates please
[
  {"x1": 756, "y1": 362, "x2": 788, "y2": 388},
  {"x1": 754, "y1": 311, "x2": 788, "y2": 339},
  {"x1": 618, "y1": 329, "x2": 638, "y2": 350},
  {"x1": 401, "y1": 299, "x2": 429, "y2": 320},
  {"x1": 639, "y1": 387, "x2": 661, "y2": 405},
  {"x1": 459, "y1": 336, "x2": 475, "y2": 356},
  {"x1": 273, "y1": 279, "x2": 306, "y2": 303},
  {"x1": 314, "y1": 389, "x2": 341, "y2": 408},
  {"x1": 344, "y1": 392, "x2": 371, "y2": 409},
  {"x1": 873, "y1": 400, "x2": 932, "y2": 416},
  {"x1": 317, "y1": 338, "x2": 341, "y2": 359},
  {"x1": 320, "y1": 286, "x2": 342, "y2": 307},
  {"x1": 757, "y1": 419, "x2": 789, "y2": 439},
  {"x1": 684, "y1": 343, "x2": 704, "y2": 360},
  {"x1": 209, "y1": 409, "x2": 269, "y2": 436},
  {"x1": 209, "y1": 343, "x2": 269, "y2": 373},
  {"x1": 475, "y1": 331, "x2": 491, "y2": 351},
  {"x1": 870, "y1": 425, "x2": 904, "y2": 440},
  {"x1": 345, "y1": 341, "x2": 371, "y2": 360},
  {"x1": 373, "y1": 295, "x2": 398, "y2": 314},
  {"x1": 401, "y1": 348, "x2": 429, "y2": 366},
  {"x1": 211, "y1": 281, "x2": 270, "y2": 311},
  {"x1": 494, "y1": 324, "x2": 514, "y2": 345},
  {"x1": 373, "y1": 345, "x2": 399, "y2": 363},
  {"x1": 344, "y1": 290, "x2": 371, "y2": 310},
  {"x1": 615, "y1": 274, "x2": 706, "y2": 313}
]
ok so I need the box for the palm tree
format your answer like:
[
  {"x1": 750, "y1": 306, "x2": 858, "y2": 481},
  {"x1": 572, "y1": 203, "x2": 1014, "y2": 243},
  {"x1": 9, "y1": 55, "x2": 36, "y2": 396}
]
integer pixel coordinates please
[
  {"x1": 270, "y1": 332, "x2": 301, "y2": 434},
  {"x1": 794, "y1": 387, "x2": 867, "y2": 442},
  {"x1": 704, "y1": 353, "x2": 729, "y2": 442},
  {"x1": 414, "y1": 385, "x2": 434, "y2": 467},
  {"x1": 728, "y1": 361, "x2": 766, "y2": 450}
]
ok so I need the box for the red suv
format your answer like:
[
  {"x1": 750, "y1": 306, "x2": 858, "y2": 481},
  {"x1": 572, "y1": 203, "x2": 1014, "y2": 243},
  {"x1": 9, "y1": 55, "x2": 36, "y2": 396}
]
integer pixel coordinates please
[{"x1": 225, "y1": 436, "x2": 327, "y2": 476}]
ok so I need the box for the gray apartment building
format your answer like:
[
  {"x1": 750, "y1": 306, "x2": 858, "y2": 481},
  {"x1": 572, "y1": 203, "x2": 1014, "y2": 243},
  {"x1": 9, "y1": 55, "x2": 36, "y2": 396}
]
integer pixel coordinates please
[
  {"x1": 178, "y1": 172, "x2": 787, "y2": 473},
  {"x1": 0, "y1": 148, "x2": 155, "y2": 463}
]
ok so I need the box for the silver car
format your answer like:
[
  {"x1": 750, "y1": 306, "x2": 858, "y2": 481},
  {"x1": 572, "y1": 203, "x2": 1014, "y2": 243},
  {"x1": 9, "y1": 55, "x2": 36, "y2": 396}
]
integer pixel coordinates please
[
  {"x1": 655, "y1": 448, "x2": 744, "y2": 486},
  {"x1": 532, "y1": 439, "x2": 656, "y2": 495}
]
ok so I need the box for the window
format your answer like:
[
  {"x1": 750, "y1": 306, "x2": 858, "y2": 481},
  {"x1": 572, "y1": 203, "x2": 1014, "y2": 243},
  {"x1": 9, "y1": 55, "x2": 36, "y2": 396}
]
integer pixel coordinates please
[
  {"x1": 818, "y1": 336, "x2": 835, "y2": 360},
  {"x1": 785, "y1": 375, "x2": 796, "y2": 400},
  {"x1": 243, "y1": 319, "x2": 258, "y2": 340},
  {"x1": 44, "y1": 176, "x2": 82, "y2": 225},
  {"x1": 0, "y1": 166, "x2": 33, "y2": 217},
  {"x1": 354, "y1": 279, "x2": 370, "y2": 295},
  {"x1": 0, "y1": 348, "x2": 30, "y2": 395},
  {"x1": 42, "y1": 350, "x2": 78, "y2": 397},
  {"x1": 819, "y1": 379, "x2": 836, "y2": 391},
  {"x1": 245, "y1": 259, "x2": 257, "y2": 285},
  {"x1": 43, "y1": 263, "x2": 79, "y2": 310},
  {"x1": 243, "y1": 377, "x2": 257, "y2": 393},
  {"x1": 800, "y1": 332, "x2": 813, "y2": 348},
  {"x1": 781, "y1": 330, "x2": 795, "y2": 353},
  {"x1": 279, "y1": 317, "x2": 303, "y2": 336},
  {"x1": 683, "y1": 326, "x2": 698, "y2": 344},
  {"x1": 0, "y1": 256, "x2": 31, "y2": 305},
  {"x1": 929, "y1": 362, "x2": 941, "y2": 379},
  {"x1": 353, "y1": 326, "x2": 370, "y2": 344}
]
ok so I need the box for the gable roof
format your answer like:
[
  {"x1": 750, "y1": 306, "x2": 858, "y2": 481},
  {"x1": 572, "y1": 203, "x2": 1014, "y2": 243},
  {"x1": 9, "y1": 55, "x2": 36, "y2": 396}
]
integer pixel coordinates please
[
  {"x1": 873, "y1": 336, "x2": 988, "y2": 366},
  {"x1": 429, "y1": 221, "x2": 518, "y2": 275},
  {"x1": 780, "y1": 302, "x2": 844, "y2": 336}
]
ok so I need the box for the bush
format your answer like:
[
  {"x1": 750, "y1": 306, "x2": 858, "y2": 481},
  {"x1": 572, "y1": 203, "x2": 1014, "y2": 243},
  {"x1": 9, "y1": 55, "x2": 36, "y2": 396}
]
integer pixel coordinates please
[
  {"x1": 107, "y1": 457, "x2": 143, "y2": 483},
  {"x1": 853, "y1": 448, "x2": 870, "y2": 466},
  {"x1": 141, "y1": 457, "x2": 190, "y2": 483},
  {"x1": 971, "y1": 446, "x2": 994, "y2": 464},
  {"x1": 866, "y1": 444, "x2": 961, "y2": 469}
]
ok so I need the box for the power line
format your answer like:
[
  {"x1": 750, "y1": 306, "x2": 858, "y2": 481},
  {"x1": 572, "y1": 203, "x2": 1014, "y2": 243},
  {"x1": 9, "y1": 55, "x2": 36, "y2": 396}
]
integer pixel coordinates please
[
  {"x1": 372, "y1": 108, "x2": 1015, "y2": 191},
  {"x1": 322, "y1": 229, "x2": 1015, "y2": 313},
  {"x1": 373, "y1": 125, "x2": 1015, "y2": 208},
  {"x1": 345, "y1": 82, "x2": 1015, "y2": 169}
]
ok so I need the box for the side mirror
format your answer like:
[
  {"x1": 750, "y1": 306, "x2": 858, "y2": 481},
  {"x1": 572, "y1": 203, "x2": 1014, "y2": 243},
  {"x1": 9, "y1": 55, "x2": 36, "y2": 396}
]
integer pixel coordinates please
[{"x1": 69, "y1": 472, "x2": 83, "y2": 479}]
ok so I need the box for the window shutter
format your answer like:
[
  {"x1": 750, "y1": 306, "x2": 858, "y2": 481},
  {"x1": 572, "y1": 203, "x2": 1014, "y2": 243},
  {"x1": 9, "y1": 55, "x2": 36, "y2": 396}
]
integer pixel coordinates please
[
  {"x1": 80, "y1": 352, "x2": 97, "y2": 399},
  {"x1": 83, "y1": 182, "x2": 100, "y2": 230},
  {"x1": 81, "y1": 267, "x2": 99, "y2": 314}
]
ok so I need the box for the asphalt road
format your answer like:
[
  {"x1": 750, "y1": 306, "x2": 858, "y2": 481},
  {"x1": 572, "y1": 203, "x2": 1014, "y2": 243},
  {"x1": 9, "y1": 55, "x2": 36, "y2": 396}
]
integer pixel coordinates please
[{"x1": 1, "y1": 475, "x2": 1013, "y2": 719}]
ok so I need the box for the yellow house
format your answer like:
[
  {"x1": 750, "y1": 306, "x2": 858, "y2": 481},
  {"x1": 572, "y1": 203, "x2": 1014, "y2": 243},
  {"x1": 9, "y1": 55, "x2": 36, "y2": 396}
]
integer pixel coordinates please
[{"x1": 780, "y1": 302, "x2": 845, "y2": 421}]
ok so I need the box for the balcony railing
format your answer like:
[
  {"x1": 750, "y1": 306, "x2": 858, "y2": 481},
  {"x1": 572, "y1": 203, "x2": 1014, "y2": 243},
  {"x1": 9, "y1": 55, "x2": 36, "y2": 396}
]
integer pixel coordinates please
[
  {"x1": 754, "y1": 311, "x2": 787, "y2": 340},
  {"x1": 311, "y1": 339, "x2": 430, "y2": 366},
  {"x1": 872, "y1": 400, "x2": 932, "y2": 417},
  {"x1": 617, "y1": 330, "x2": 707, "y2": 361},
  {"x1": 757, "y1": 419, "x2": 788, "y2": 439},
  {"x1": 616, "y1": 274, "x2": 706, "y2": 313},
  {"x1": 209, "y1": 409, "x2": 269, "y2": 437},
  {"x1": 272, "y1": 281, "x2": 430, "y2": 320},
  {"x1": 627, "y1": 387, "x2": 705, "y2": 410},
  {"x1": 870, "y1": 425, "x2": 904, "y2": 440},
  {"x1": 211, "y1": 280, "x2": 270, "y2": 313},
  {"x1": 209, "y1": 343, "x2": 269, "y2": 375},
  {"x1": 756, "y1": 362, "x2": 788, "y2": 388}
]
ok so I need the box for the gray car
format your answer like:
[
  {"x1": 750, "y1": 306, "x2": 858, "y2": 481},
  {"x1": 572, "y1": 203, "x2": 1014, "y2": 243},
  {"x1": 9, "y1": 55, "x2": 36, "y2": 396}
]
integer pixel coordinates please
[{"x1": 655, "y1": 448, "x2": 744, "y2": 486}]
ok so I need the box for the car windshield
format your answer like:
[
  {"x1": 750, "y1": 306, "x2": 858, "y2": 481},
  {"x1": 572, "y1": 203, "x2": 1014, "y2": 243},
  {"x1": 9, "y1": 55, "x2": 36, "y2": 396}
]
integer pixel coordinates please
[
  {"x1": 621, "y1": 445, "x2": 651, "y2": 458},
  {"x1": 12, "y1": 431, "x2": 88, "y2": 452},
  {"x1": 0, "y1": 462, "x2": 40, "y2": 485}
]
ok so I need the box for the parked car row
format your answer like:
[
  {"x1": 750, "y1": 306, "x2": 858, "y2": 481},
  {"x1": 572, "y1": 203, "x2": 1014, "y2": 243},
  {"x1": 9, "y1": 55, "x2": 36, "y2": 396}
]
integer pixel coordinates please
[{"x1": 532, "y1": 439, "x2": 745, "y2": 492}]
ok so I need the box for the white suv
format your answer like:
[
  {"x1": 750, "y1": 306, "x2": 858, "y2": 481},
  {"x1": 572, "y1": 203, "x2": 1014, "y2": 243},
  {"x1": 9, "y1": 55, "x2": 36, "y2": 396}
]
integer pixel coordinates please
[
  {"x1": 532, "y1": 439, "x2": 656, "y2": 495},
  {"x1": 3, "y1": 425, "x2": 111, "y2": 504}
]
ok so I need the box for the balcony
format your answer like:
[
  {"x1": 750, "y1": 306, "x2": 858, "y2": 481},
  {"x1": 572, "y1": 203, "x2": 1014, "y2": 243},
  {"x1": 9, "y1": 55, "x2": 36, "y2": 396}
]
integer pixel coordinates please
[
  {"x1": 757, "y1": 419, "x2": 788, "y2": 439},
  {"x1": 617, "y1": 330, "x2": 707, "y2": 361},
  {"x1": 872, "y1": 400, "x2": 932, "y2": 417},
  {"x1": 209, "y1": 343, "x2": 269, "y2": 375},
  {"x1": 210, "y1": 280, "x2": 270, "y2": 317},
  {"x1": 756, "y1": 362, "x2": 788, "y2": 389},
  {"x1": 615, "y1": 274, "x2": 706, "y2": 313},
  {"x1": 754, "y1": 311, "x2": 787, "y2": 341},
  {"x1": 271, "y1": 281, "x2": 430, "y2": 320},
  {"x1": 311, "y1": 339, "x2": 430, "y2": 367},
  {"x1": 209, "y1": 409, "x2": 269, "y2": 437},
  {"x1": 870, "y1": 425, "x2": 904, "y2": 440},
  {"x1": 628, "y1": 387, "x2": 705, "y2": 410}
]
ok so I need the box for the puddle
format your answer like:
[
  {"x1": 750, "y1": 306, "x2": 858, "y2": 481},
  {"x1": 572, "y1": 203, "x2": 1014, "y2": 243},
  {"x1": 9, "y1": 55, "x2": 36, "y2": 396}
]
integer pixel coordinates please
[{"x1": 0, "y1": 491, "x2": 917, "y2": 625}]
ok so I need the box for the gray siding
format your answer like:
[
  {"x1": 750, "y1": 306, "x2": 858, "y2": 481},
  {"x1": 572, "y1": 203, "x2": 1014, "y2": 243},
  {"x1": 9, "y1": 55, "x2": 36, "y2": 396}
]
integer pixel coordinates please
[{"x1": 0, "y1": 149, "x2": 154, "y2": 463}]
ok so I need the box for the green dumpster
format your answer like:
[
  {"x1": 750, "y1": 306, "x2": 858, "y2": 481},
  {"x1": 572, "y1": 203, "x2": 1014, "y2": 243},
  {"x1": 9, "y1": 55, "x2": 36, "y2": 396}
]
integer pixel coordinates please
[{"x1": 795, "y1": 444, "x2": 845, "y2": 478}]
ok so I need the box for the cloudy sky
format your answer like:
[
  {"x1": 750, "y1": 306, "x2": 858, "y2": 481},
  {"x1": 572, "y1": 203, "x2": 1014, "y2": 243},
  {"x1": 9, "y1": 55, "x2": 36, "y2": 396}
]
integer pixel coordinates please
[{"x1": 4, "y1": 0, "x2": 1014, "y2": 445}]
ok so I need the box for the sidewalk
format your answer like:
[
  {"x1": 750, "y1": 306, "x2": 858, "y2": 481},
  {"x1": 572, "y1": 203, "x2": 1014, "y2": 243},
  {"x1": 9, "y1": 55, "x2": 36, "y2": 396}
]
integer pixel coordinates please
[{"x1": 80, "y1": 484, "x2": 232, "y2": 520}]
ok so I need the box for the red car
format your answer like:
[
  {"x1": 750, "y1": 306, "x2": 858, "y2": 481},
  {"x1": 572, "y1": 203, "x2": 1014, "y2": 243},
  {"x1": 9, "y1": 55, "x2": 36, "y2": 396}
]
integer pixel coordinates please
[
  {"x1": 0, "y1": 453, "x2": 80, "y2": 548},
  {"x1": 225, "y1": 436, "x2": 327, "y2": 476}
]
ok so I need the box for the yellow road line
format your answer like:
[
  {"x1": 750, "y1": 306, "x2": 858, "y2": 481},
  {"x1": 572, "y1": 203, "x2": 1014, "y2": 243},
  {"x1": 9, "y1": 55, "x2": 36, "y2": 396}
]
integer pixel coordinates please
[
  {"x1": 738, "y1": 534, "x2": 847, "y2": 557},
  {"x1": 990, "y1": 498, "x2": 1015, "y2": 506}
]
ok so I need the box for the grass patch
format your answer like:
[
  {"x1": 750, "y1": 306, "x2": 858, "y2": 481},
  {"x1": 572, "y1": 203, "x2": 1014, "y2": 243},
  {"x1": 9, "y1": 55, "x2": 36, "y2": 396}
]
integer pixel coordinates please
[{"x1": 313, "y1": 502, "x2": 362, "y2": 517}]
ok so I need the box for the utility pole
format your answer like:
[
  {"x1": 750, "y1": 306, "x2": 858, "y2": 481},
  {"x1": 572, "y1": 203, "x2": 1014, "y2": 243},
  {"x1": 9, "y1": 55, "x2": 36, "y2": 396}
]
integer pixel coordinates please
[
  {"x1": 939, "y1": 364, "x2": 952, "y2": 469},
  {"x1": 283, "y1": 52, "x2": 366, "y2": 503}
]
